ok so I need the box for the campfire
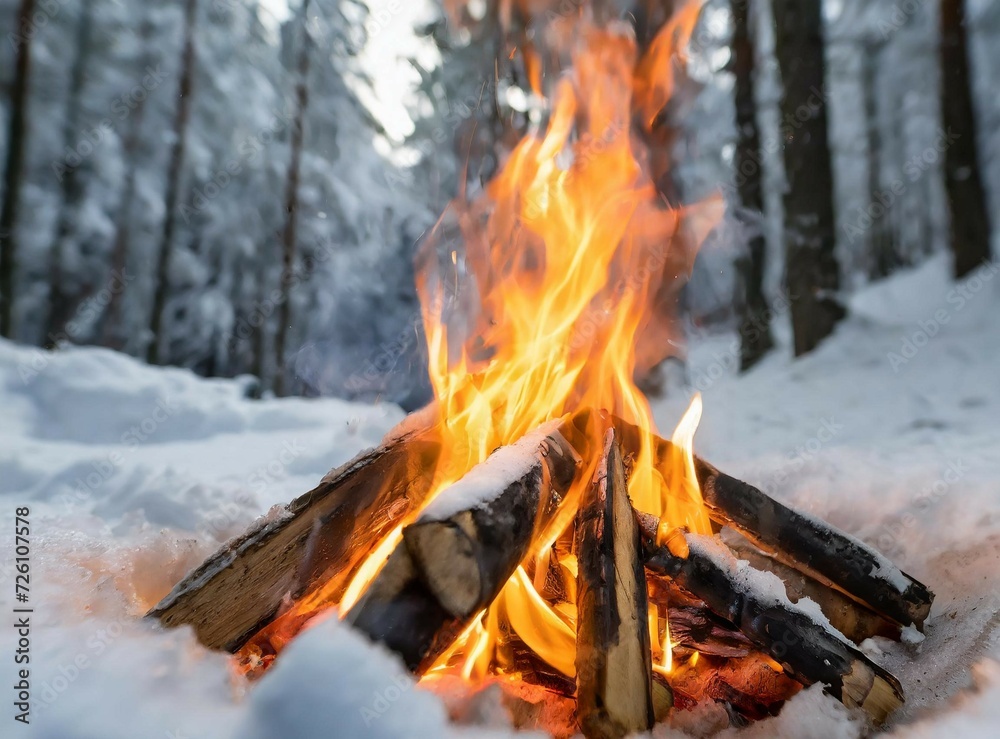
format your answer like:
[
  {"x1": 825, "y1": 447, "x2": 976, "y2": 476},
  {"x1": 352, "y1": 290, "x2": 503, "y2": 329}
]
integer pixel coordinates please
[{"x1": 150, "y1": 5, "x2": 932, "y2": 737}]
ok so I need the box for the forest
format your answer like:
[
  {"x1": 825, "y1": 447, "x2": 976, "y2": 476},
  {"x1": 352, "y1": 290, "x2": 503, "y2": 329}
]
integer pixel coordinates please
[
  {"x1": 1, "y1": 0, "x2": 996, "y2": 407},
  {"x1": 2, "y1": 2, "x2": 1000, "y2": 738}
]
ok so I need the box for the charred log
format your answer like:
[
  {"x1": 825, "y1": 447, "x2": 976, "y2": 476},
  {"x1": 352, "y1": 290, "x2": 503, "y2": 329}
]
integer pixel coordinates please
[
  {"x1": 616, "y1": 419, "x2": 933, "y2": 630},
  {"x1": 668, "y1": 652, "x2": 802, "y2": 723},
  {"x1": 690, "y1": 456, "x2": 932, "y2": 629},
  {"x1": 574, "y1": 428, "x2": 655, "y2": 738},
  {"x1": 347, "y1": 421, "x2": 582, "y2": 672},
  {"x1": 720, "y1": 529, "x2": 900, "y2": 644},
  {"x1": 647, "y1": 578, "x2": 754, "y2": 659},
  {"x1": 639, "y1": 516, "x2": 904, "y2": 725}
]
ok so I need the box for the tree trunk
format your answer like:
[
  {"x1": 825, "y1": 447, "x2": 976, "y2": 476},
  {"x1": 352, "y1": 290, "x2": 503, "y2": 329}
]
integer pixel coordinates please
[
  {"x1": 43, "y1": 0, "x2": 96, "y2": 346},
  {"x1": 771, "y1": 0, "x2": 845, "y2": 356},
  {"x1": 731, "y1": 0, "x2": 774, "y2": 371},
  {"x1": 103, "y1": 13, "x2": 155, "y2": 352},
  {"x1": 0, "y1": 0, "x2": 38, "y2": 339},
  {"x1": 940, "y1": 0, "x2": 993, "y2": 277},
  {"x1": 862, "y1": 40, "x2": 900, "y2": 280},
  {"x1": 272, "y1": 0, "x2": 312, "y2": 396},
  {"x1": 147, "y1": 0, "x2": 198, "y2": 364}
]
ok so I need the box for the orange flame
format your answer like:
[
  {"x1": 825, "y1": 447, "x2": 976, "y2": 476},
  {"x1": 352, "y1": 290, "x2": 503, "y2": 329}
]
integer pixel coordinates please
[
  {"x1": 409, "y1": 12, "x2": 717, "y2": 680},
  {"x1": 236, "y1": 2, "x2": 718, "y2": 684}
]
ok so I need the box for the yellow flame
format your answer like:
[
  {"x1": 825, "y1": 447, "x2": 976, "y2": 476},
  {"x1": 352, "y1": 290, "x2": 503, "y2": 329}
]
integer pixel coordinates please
[{"x1": 234, "y1": 3, "x2": 718, "y2": 684}]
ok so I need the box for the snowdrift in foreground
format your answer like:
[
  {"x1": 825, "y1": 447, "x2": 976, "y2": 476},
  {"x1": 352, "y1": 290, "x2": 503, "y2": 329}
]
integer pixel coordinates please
[{"x1": 1, "y1": 255, "x2": 999, "y2": 737}]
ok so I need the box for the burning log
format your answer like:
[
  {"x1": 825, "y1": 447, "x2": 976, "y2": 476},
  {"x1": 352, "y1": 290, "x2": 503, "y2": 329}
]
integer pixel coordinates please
[
  {"x1": 720, "y1": 529, "x2": 900, "y2": 644},
  {"x1": 638, "y1": 515, "x2": 905, "y2": 725},
  {"x1": 574, "y1": 428, "x2": 655, "y2": 738},
  {"x1": 647, "y1": 579, "x2": 755, "y2": 659},
  {"x1": 690, "y1": 456, "x2": 933, "y2": 630},
  {"x1": 347, "y1": 419, "x2": 582, "y2": 672},
  {"x1": 148, "y1": 409, "x2": 441, "y2": 651},
  {"x1": 616, "y1": 419, "x2": 933, "y2": 630}
]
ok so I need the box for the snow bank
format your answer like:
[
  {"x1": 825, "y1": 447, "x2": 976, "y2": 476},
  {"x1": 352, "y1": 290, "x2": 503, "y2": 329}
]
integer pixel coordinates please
[
  {"x1": 653, "y1": 256, "x2": 1000, "y2": 735},
  {"x1": 0, "y1": 254, "x2": 998, "y2": 737}
]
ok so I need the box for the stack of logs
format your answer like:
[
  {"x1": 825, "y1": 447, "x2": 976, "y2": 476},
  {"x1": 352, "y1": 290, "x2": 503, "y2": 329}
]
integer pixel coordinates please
[{"x1": 150, "y1": 409, "x2": 933, "y2": 737}]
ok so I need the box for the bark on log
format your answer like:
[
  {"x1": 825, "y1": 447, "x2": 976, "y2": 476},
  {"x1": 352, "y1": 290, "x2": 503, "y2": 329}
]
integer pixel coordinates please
[
  {"x1": 615, "y1": 418, "x2": 933, "y2": 629},
  {"x1": 575, "y1": 429, "x2": 655, "y2": 739},
  {"x1": 639, "y1": 516, "x2": 904, "y2": 725},
  {"x1": 690, "y1": 455, "x2": 932, "y2": 629},
  {"x1": 347, "y1": 420, "x2": 582, "y2": 672},
  {"x1": 647, "y1": 578, "x2": 754, "y2": 659},
  {"x1": 148, "y1": 409, "x2": 440, "y2": 651},
  {"x1": 720, "y1": 529, "x2": 901, "y2": 644}
]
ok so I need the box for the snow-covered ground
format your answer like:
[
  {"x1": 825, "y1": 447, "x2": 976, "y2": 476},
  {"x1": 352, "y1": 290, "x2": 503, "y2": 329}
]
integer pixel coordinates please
[{"x1": 1, "y1": 254, "x2": 998, "y2": 737}]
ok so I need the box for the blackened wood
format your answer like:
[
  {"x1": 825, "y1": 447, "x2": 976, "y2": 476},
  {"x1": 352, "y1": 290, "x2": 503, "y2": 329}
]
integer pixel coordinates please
[
  {"x1": 668, "y1": 652, "x2": 801, "y2": 723},
  {"x1": 647, "y1": 578, "x2": 754, "y2": 659},
  {"x1": 575, "y1": 429, "x2": 655, "y2": 738},
  {"x1": 148, "y1": 411, "x2": 440, "y2": 651},
  {"x1": 721, "y1": 529, "x2": 901, "y2": 644},
  {"x1": 691, "y1": 455, "x2": 933, "y2": 629},
  {"x1": 403, "y1": 422, "x2": 580, "y2": 619},
  {"x1": 348, "y1": 422, "x2": 581, "y2": 673},
  {"x1": 342, "y1": 544, "x2": 461, "y2": 673},
  {"x1": 615, "y1": 418, "x2": 933, "y2": 629},
  {"x1": 639, "y1": 518, "x2": 904, "y2": 725}
]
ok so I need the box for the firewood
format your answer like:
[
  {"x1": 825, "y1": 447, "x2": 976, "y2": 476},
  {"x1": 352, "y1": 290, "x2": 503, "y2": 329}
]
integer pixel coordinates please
[
  {"x1": 574, "y1": 428, "x2": 656, "y2": 739},
  {"x1": 148, "y1": 408, "x2": 441, "y2": 651},
  {"x1": 720, "y1": 529, "x2": 901, "y2": 644},
  {"x1": 615, "y1": 418, "x2": 933, "y2": 630},
  {"x1": 647, "y1": 579, "x2": 754, "y2": 659},
  {"x1": 404, "y1": 420, "x2": 581, "y2": 619},
  {"x1": 638, "y1": 515, "x2": 905, "y2": 725},
  {"x1": 691, "y1": 457, "x2": 933, "y2": 630},
  {"x1": 347, "y1": 419, "x2": 582, "y2": 672}
]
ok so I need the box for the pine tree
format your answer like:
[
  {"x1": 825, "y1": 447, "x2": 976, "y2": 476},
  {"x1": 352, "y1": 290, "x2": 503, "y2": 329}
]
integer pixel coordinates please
[
  {"x1": 147, "y1": 0, "x2": 199, "y2": 364},
  {"x1": 44, "y1": 0, "x2": 96, "y2": 345},
  {"x1": 273, "y1": 0, "x2": 312, "y2": 397}
]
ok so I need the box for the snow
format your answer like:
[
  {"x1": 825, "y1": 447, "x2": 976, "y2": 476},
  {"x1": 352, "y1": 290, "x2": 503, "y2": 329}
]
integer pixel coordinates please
[
  {"x1": 1, "y1": 254, "x2": 999, "y2": 736},
  {"x1": 416, "y1": 419, "x2": 562, "y2": 522},
  {"x1": 685, "y1": 534, "x2": 844, "y2": 642}
]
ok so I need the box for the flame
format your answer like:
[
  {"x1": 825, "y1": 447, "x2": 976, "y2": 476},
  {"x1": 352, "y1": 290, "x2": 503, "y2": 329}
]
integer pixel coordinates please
[
  {"x1": 634, "y1": 0, "x2": 703, "y2": 128},
  {"x1": 410, "y1": 11, "x2": 716, "y2": 682},
  {"x1": 236, "y1": 2, "x2": 719, "y2": 685}
]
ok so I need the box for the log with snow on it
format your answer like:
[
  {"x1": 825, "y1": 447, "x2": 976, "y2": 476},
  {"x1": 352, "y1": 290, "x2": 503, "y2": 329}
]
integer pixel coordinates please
[
  {"x1": 347, "y1": 417, "x2": 583, "y2": 673},
  {"x1": 637, "y1": 513, "x2": 905, "y2": 725},
  {"x1": 615, "y1": 417, "x2": 934, "y2": 630}
]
